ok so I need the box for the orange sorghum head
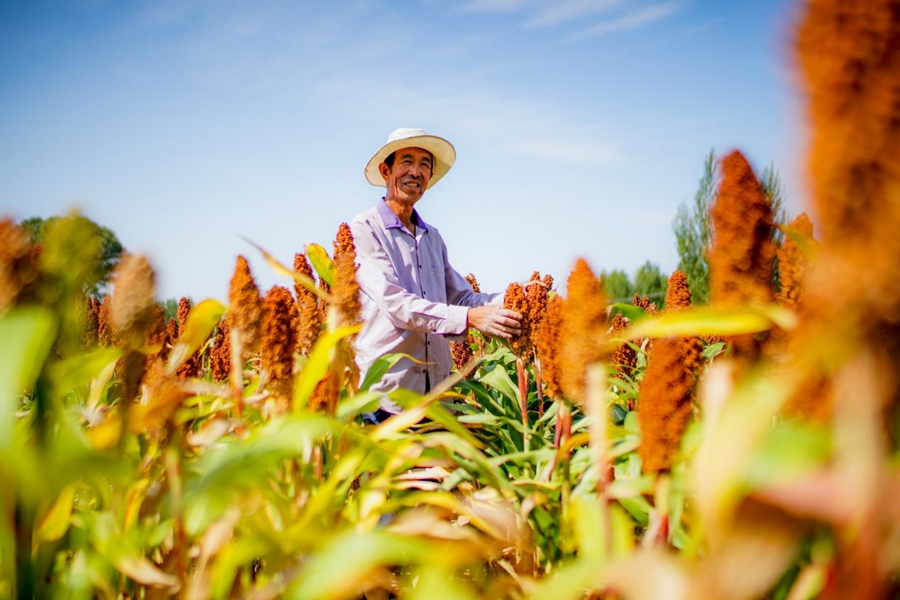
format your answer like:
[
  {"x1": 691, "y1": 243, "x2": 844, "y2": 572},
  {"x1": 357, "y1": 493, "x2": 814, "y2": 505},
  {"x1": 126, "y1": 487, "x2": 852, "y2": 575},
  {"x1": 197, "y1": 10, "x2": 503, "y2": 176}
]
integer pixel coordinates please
[
  {"x1": 608, "y1": 313, "x2": 637, "y2": 382},
  {"x1": 452, "y1": 338, "x2": 475, "y2": 377},
  {"x1": 209, "y1": 320, "x2": 231, "y2": 383},
  {"x1": 83, "y1": 296, "x2": 100, "y2": 348},
  {"x1": 465, "y1": 273, "x2": 482, "y2": 293},
  {"x1": 174, "y1": 297, "x2": 203, "y2": 379},
  {"x1": 228, "y1": 255, "x2": 264, "y2": 362},
  {"x1": 146, "y1": 303, "x2": 168, "y2": 361},
  {"x1": 332, "y1": 223, "x2": 361, "y2": 330},
  {"x1": 293, "y1": 252, "x2": 322, "y2": 356},
  {"x1": 526, "y1": 275, "x2": 550, "y2": 351},
  {"x1": 0, "y1": 218, "x2": 37, "y2": 314},
  {"x1": 535, "y1": 294, "x2": 564, "y2": 399},
  {"x1": 775, "y1": 213, "x2": 814, "y2": 310},
  {"x1": 665, "y1": 270, "x2": 692, "y2": 311},
  {"x1": 559, "y1": 258, "x2": 608, "y2": 404},
  {"x1": 638, "y1": 336, "x2": 694, "y2": 475},
  {"x1": 97, "y1": 295, "x2": 115, "y2": 347},
  {"x1": 110, "y1": 254, "x2": 157, "y2": 349},
  {"x1": 710, "y1": 150, "x2": 776, "y2": 308},
  {"x1": 797, "y1": 0, "x2": 900, "y2": 330},
  {"x1": 176, "y1": 297, "x2": 191, "y2": 337},
  {"x1": 633, "y1": 294, "x2": 657, "y2": 314},
  {"x1": 504, "y1": 282, "x2": 531, "y2": 360},
  {"x1": 261, "y1": 285, "x2": 297, "y2": 409},
  {"x1": 709, "y1": 150, "x2": 776, "y2": 359}
]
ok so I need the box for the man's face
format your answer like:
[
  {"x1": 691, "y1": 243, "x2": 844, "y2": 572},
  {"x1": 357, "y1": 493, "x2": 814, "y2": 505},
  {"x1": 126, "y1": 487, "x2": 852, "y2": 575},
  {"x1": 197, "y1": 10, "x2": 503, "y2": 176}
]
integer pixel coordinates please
[{"x1": 380, "y1": 147, "x2": 433, "y2": 206}]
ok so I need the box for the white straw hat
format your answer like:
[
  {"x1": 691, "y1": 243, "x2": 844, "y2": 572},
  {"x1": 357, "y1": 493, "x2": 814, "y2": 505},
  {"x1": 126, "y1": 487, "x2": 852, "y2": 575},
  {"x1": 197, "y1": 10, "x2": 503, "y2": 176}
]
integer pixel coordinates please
[{"x1": 364, "y1": 127, "x2": 456, "y2": 189}]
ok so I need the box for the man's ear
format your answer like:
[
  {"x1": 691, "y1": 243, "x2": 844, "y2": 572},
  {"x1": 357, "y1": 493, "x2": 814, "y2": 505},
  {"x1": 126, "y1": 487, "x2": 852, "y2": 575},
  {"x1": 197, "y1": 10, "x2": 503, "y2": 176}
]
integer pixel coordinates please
[{"x1": 379, "y1": 162, "x2": 391, "y2": 179}]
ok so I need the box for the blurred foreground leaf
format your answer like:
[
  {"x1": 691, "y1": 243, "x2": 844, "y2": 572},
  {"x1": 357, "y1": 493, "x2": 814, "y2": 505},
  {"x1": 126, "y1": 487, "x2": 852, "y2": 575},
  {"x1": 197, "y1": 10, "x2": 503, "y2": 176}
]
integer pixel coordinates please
[{"x1": 0, "y1": 307, "x2": 56, "y2": 446}]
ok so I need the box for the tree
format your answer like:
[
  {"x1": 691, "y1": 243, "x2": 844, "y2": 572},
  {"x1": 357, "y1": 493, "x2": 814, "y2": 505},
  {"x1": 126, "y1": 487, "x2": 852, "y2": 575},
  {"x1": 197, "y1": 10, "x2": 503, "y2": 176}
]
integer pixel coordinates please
[
  {"x1": 673, "y1": 150, "x2": 717, "y2": 304},
  {"x1": 634, "y1": 261, "x2": 668, "y2": 301},
  {"x1": 20, "y1": 215, "x2": 124, "y2": 294},
  {"x1": 759, "y1": 162, "x2": 793, "y2": 293},
  {"x1": 601, "y1": 269, "x2": 634, "y2": 303}
]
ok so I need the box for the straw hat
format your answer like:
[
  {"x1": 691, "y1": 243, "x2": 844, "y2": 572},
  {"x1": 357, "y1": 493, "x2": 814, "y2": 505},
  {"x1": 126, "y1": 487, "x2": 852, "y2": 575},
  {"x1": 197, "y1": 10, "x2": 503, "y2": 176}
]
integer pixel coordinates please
[{"x1": 364, "y1": 127, "x2": 456, "y2": 189}]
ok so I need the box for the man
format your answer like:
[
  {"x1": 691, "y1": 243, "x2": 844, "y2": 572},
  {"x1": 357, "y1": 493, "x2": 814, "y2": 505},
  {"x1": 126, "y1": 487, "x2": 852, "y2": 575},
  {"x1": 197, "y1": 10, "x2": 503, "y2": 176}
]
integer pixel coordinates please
[{"x1": 350, "y1": 127, "x2": 522, "y2": 420}]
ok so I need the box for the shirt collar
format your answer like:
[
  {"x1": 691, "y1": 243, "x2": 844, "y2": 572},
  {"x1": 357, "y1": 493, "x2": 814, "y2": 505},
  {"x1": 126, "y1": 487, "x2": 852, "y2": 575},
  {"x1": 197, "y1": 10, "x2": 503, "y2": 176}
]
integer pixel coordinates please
[{"x1": 377, "y1": 198, "x2": 429, "y2": 233}]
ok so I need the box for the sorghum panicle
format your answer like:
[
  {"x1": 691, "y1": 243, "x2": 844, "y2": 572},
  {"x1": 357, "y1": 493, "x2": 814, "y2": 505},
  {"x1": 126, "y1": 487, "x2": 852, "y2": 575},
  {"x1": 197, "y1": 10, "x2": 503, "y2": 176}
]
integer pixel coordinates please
[
  {"x1": 98, "y1": 295, "x2": 114, "y2": 346},
  {"x1": 293, "y1": 252, "x2": 322, "y2": 356},
  {"x1": 228, "y1": 255, "x2": 264, "y2": 362},
  {"x1": 0, "y1": 219, "x2": 37, "y2": 314},
  {"x1": 110, "y1": 254, "x2": 156, "y2": 350},
  {"x1": 465, "y1": 273, "x2": 481, "y2": 293},
  {"x1": 83, "y1": 296, "x2": 100, "y2": 348},
  {"x1": 209, "y1": 320, "x2": 231, "y2": 383},
  {"x1": 710, "y1": 150, "x2": 776, "y2": 359},
  {"x1": 797, "y1": 0, "x2": 900, "y2": 329},
  {"x1": 559, "y1": 259, "x2": 608, "y2": 404},
  {"x1": 526, "y1": 271, "x2": 550, "y2": 350},
  {"x1": 261, "y1": 285, "x2": 297, "y2": 410},
  {"x1": 332, "y1": 223, "x2": 361, "y2": 329},
  {"x1": 535, "y1": 295, "x2": 564, "y2": 399},
  {"x1": 175, "y1": 297, "x2": 202, "y2": 379},
  {"x1": 146, "y1": 304, "x2": 168, "y2": 362},
  {"x1": 608, "y1": 314, "x2": 637, "y2": 382},
  {"x1": 666, "y1": 270, "x2": 705, "y2": 377},
  {"x1": 775, "y1": 213, "x2": 813, "y2": 310},
  {"x1": 504, "y1": 282, "x2": 530, "y2": 360},
  {"x1": 452, "y1": 337, "x2": 475, "y2": 376},
  {"x1": 637, "y1": 336, "x2": 694, "y2": 475},
  {"x1": 633, "y1": 294, "x2": 657, "y2": 314}
]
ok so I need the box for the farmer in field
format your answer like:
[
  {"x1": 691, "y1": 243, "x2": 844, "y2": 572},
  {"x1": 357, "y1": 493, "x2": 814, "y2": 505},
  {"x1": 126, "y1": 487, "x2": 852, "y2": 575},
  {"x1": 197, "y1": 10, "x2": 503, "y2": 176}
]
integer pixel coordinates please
[{"x1": 350, "y1": 127, "x2": 522, "y2": 422}]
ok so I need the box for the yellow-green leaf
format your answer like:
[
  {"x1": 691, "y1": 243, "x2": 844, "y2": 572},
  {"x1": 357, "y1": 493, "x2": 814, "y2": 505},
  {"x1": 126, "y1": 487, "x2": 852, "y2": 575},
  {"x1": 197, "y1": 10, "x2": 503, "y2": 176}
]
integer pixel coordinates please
[
  {"x1": 35, "y1": 484, "x2": 78, "y2": 543},
  {"x1": 306, "y1": 243, "x2": 336, "y2": 287},
  {"x1": 167, "y1": 299, "x2": 225, "y2": 374},
  {"x1": 292, "y1": 324, "x2": 361, "y2": 412},
  {"x1": 625, "y1": 304, "x2": 796, "y2": 340}
]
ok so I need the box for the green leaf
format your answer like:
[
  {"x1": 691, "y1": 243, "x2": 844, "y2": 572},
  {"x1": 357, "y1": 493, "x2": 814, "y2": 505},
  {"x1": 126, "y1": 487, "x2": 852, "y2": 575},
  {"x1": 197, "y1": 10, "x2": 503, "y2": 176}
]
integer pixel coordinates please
[
  {"x1": 306, "y1": 243, "x2": 336, "y2": 287},
  {"x1": 244, "y1": 236, "x2": 325, "y2": 298},
  {"x1": 166, "y1": 299, "x2": 225, "y2": 373},
  {"x1": 359, "y1": 352, "x2": 417, "y2": 392},
  {"x1": 293, "y1": 324, "x2": 361, "y2": 412},
  {"x1": 287, "y1": 530, "x2": 435, "y2": 599},
  {"x1": 35, "y1": 483, "x2": 78, "y2": 542},
  {"x1": 609, "y1": 303, "x2": 649, "y2": 323},
  {"x1": 0, "y1": 307, "x2": 57, "y2": 447},
  {"x1": 476, "y1": 365, "x2": 520, "y2": 404}
]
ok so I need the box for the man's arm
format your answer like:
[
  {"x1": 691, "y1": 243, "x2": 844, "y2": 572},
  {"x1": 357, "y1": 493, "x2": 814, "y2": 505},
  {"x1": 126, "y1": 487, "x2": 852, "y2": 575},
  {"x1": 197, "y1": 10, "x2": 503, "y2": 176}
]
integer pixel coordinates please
[{"x1": 438, "y1": 234, "x2": 522, "y2": 339}]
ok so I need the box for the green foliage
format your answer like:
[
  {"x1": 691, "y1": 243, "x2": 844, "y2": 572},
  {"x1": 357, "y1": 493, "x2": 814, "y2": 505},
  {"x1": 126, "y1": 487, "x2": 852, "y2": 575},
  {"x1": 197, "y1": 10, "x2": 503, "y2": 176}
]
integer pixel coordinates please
[
  {"x1": 600, "y1": 269, "x2": 634, "y2": 302},
  {"x1": 20, "y1": 214, "x2": 124, "y2": 295},
  {"x1": 633, "y1": 261, "x2": 667, "y2": 302},
  {"x1": 673, "y1": 150, "x2": 716, "y2": 304}
]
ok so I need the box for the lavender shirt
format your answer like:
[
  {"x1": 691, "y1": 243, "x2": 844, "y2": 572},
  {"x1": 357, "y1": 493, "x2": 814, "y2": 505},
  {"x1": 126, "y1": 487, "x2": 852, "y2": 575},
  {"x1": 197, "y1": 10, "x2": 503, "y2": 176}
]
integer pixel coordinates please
[{"x1": 349, "y1": 200, "x2": 500, "y2": 411}]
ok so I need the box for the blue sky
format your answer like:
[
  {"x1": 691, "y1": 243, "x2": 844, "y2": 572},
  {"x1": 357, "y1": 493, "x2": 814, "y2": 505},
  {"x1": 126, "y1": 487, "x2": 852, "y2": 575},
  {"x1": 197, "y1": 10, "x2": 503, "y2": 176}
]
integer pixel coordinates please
[{"x1": 0, "y1": 0, "x2": 805, "y2": 302}]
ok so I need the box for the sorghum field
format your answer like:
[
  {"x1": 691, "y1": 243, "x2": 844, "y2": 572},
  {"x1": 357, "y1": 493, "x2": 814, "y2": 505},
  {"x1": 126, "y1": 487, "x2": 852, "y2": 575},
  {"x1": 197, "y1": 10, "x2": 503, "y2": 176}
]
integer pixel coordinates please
[{"x1": 3, "y1": 0, "x2": 900, "y2": 598}]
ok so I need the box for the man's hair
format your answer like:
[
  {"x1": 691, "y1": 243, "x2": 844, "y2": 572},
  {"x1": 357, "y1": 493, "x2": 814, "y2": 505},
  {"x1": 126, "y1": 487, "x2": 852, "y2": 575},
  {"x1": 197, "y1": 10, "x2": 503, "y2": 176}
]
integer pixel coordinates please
[{"x1": 384, "y1": 149, "x2": 434, "y2": 171}]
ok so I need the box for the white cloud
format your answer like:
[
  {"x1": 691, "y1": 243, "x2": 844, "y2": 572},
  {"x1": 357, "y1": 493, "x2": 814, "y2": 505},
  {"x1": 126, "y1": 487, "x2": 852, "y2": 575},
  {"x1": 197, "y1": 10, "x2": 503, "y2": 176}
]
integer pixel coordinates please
[
  {"x1": 455, "y1": 0, "x2": 537, "y2": 14},
  {"x1": 524, "y1": 0, "x2": 622, "y2": 29},
  {"x1": 566, "y1": 1, "x2": 685, "y2": 42}
]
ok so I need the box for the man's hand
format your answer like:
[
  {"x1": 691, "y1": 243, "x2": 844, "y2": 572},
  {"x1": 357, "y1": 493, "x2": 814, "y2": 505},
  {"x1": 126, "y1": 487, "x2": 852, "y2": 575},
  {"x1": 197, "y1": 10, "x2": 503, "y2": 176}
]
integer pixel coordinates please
[{"x1": 467, "y1": 305, "x2": 522, "y2": 339}]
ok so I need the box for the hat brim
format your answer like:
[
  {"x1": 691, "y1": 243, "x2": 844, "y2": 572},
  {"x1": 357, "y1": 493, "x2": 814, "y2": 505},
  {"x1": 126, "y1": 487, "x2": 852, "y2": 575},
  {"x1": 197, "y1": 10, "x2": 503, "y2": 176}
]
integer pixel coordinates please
[{"x1": 364, "y1": 135, "x2": 456, "y2": 190}]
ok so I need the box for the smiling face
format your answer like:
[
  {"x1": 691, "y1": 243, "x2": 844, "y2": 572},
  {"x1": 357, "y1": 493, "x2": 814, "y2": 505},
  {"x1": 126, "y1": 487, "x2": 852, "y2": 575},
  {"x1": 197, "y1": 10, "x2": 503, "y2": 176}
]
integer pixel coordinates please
[{"x1": 379, "y1": 147, "x2": 434, "y2": 207}]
